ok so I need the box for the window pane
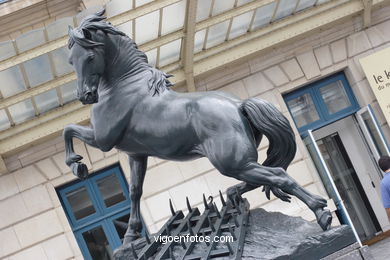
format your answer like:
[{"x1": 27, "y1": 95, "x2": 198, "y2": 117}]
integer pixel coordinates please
[
  {"x1": 229, "y1": 11, "x2": 253, "y2": 40},
  {"x1": 206, "y1": 20, "x2": 230, "y2": 48},
  {"x1": 23, "y1": 54, "x2": 53, "y2": 87},
  {"x1": 135, "y1": 11, "x2": 159, "y2": 44},
  {"x1": 287, "y1": 93, "x2": 320, "y2": 128},
  {"x1": 16, "y1": 29, "x2": 46, "y2": 52},
  {"x1": 66, "y1": 186, "x2": 96, "y2": 220},
  {"x1": 159, "y1": 39, "x2": 181, "y2": 67},
  {"x1": 97, "y1": 173, "x2": 126, "y2": 208},
  {"x1": 46, "y1": 17, "x2": 74, "y2": 41},
  {"x1": 0, "y1": 109, "x2": 10, "y2": 130},
  {"x1": 196, "y1": 0, "x2": 212, "y2": 22},
  {"x1": 106, "y1": 0, "x2": 133, "y2": 18},
  {"x1": 252, "y1": 2, "x2": 277, "y2": 30},
  {"x1": 194, "y1": 30, "x2": 206, "y2": 53},
  {"x1": 319, "y1": 81, "x2": 351, "y2": 114},
  {"x1": 82, "y1": 226, "x2": 113, "y2": 260},
  {"x1": 0, "y1": 41, "x2": 16, "y2": 61},
  {"x1": 113, "y1": 213, "x2": 130, "y2": 242},
  {"x1": 212, "y1": 0, "x2": 235, "y2": 16},
  {"x1": 60, "y1": 81, "x2": 78, "y2": 104},
  {"x1": 8, "y1": 99, "x2": 35, "y2": 124},
  {"x1": 161, "y1": 0, "x2": 185, "y2": 35},
  {"x1": 0, "y1": 66, "x2": 26, "y2": 98},
  {"x1": 35, "y1": 89, "x2": 59, "y2": 113},
  {"x1": 274, "y1": 0, "x2": 297, "y2": 21},
  {"x1": 51, "y1": 47, "x2": 73, "y2": 77}
]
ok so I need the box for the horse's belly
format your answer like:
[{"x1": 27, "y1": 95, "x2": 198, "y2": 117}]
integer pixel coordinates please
[{"x1": 115, "y1": 133, "x2": 203, "y2": 160}]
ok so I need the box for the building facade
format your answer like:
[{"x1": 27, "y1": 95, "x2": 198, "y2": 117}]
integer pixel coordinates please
[{"x1": 0, "y1": 0, "x2": 390, "y2": 259}]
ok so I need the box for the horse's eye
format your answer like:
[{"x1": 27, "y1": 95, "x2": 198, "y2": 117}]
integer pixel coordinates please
[{"x1": 87, "y1": 55, "x2": 95, "y2": 62}]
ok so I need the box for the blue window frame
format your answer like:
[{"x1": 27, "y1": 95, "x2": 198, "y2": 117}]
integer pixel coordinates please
[
  {"x1": 284, "y1": 72, "x2": 359, "y2": 136},
  {"x1": 57, "y1": 164, "x2": 143, "y2": 260}
]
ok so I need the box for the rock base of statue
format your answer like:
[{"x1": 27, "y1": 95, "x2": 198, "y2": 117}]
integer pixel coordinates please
[
  {"x1": 114, "y1": 207, "x2": 367, "y2": 260},
  {"x1": 242, "y1": 208, "x2": 369, "y2": 260}
]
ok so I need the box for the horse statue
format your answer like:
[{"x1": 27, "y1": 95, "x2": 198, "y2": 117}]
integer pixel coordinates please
[{"x1": 64, "y1": 11, "x2": 332, "y2": 243}]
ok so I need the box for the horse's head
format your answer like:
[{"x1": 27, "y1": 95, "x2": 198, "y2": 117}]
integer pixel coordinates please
[{"x1": 68, "y1": 26, "x2": 105, "y2": 104}]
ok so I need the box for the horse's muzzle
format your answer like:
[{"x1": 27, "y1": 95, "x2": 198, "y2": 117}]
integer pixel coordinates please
[{"x1": 80, "y1": 90, "x2": 98, "y2": 104}]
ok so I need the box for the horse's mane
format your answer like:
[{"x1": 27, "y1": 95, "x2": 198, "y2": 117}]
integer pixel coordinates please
[{"x1": 68, "y1": 10, "x2": 172, "y2": 96}]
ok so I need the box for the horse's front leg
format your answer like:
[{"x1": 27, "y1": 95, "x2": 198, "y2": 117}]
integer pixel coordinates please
[
  {"x1": 124, "y1": 155, "x2": 148, "y2": 244},
  {"x1": 63, "y1": 124, "x2": 98, "y2": 179}
]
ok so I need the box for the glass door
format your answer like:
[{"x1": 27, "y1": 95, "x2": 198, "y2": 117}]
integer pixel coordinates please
[
  {"x1": 316, "y1": 133, "x2": 380, "y2": 241},
  {"x1": 303, "y1": 130, "x2": 361, "y2": 245}
]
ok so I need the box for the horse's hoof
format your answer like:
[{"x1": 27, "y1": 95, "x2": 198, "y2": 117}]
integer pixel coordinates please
[
  {"x1": 71, "y1": 162, "x2": 89, "y2": 180},
  {"x1": 316, "y1": 208, "x2": 332, "y2": 231},
  {"x1": 66, "y1": 154, "x2": 83, "y2": 166}
]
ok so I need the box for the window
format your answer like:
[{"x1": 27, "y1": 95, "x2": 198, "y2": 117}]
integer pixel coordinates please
[
  {"x1": 57, "y1": 165, "x2": 140, "y2": 260},
  {"x1": 284, "y1": 72, "x2": 359, "y2": 135}
]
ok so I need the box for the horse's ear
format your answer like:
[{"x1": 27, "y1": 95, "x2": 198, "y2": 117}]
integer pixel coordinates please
[
  {"x1": 82, "y1": 28, "x2": 92, "y2": 40},
  {"x1": 96, "y1": 9, "x2": 105, "y2": 17}
]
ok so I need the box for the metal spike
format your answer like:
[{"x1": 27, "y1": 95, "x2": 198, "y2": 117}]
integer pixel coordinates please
[
  {"x1": 235, "y1": 187, "x2": 240, "y2": 198},
  {"x1": 165, "y1": 226, "x2": 170, "y2": 236},
  {"x1": 169, "y1": 199, "x2": 175, "y2": 216},
  {"x1": 213, "y1": 203, "x2": 221, "y2": 218},
  {"x1": 210, "y1": 222, "x2": 215, "y2": 232},
  {"x1": 228, "y1": 193, "x2": 235, "y2": 205},
  {"x1": 130, "y1": 243, "x2": 138, "y2": 259},
  {"x1": 233, "y1": 215, "x2": 240, "y2": 227},
  {"x1": 235, "y1": 187, "x2": 244, "y2": 203},
  {"x1": 228, "y1": 223, "x2": 237, "y2": 240},
  {"x1": 186, "y1": 197, "x2": 192, "y2": 213},
  {"x1": 145, "y1": 234, "x2": 151, "y2": 244},
  {"x1": 187, "y1": 219, "x2": 194, "y2": 235},
  {"x1": 226, "y1": 241, "x2": 233, "y2": 255},
  {"x1": 203, "y1": 194, "x2": 209, "y2": 210},
  {"x1": 203, "y1": 229, "x2": 210, "y2": 245},
  {"x1": 169, "y1": 247, "x2": 175, "y2": 260},
  {"x1": 219, "y1": 190, "x2": 226, "y2": 207},
  {"x1": 180, "y1": 240, "x2": 187, "y2": 249},
  {"x1": 208, "y1": 216, "x2": 215, "y2": 232}
]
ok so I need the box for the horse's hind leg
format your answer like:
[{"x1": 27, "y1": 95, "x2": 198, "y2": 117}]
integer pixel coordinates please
[{"x1": 231, "y1": 162, "x2": 332, "y2": 230}]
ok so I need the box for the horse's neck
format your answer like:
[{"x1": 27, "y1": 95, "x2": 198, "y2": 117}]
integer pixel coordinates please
[{"x1": 102, "y1": 35, "x2": 149, "y2": 85}]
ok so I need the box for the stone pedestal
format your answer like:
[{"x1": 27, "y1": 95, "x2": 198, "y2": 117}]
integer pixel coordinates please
[{"x1": 242, "y1": 208, "x2": 367, "y2": 259}]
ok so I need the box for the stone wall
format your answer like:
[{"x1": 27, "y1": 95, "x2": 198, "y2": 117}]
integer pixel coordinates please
[{"x1": 1, "y1": 6, "x2": 390, "y2": 260}]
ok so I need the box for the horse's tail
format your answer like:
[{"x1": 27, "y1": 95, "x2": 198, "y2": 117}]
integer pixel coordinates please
[{"x1": 242, "y1": 98, "x2": 296, "y2": 170}]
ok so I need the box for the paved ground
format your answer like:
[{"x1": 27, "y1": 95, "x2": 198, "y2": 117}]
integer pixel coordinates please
[{"x1": 369, "y1": 237, "x2": 390, "y2": 260}]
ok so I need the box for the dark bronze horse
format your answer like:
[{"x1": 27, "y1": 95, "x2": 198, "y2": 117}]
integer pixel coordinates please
[{"x1": 64, "y1": 11, "x2": 332, "y2": 243}]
